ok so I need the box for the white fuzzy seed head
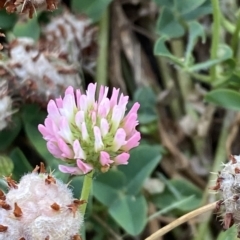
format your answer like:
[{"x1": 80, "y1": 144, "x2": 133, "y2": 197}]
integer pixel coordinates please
[
  {"x1": 212, "y1": 155, "x2": 240, "y2": 237},
  {"x1": 0, "y1": 166, "x2": 83, "y2": 240}
]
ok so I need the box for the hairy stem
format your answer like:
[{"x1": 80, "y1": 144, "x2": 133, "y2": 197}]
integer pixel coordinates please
[
  {"x1": 210, "y1": 0, "x2": 221, "y2": 81},
  {"x1": 80, "y1": 170, "x2": 94, "y2": 216},
  {"x1": 144, "y1": 202, "x2": 217, "y2": 240}
]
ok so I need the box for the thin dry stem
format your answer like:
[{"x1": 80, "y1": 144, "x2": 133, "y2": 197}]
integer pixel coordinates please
[
  {"x1": 148, "y1": 203, "x2": 162, "y2": 240},
  {"x1": 145, "y1": 201, "x2": 217, "y2": 240}
]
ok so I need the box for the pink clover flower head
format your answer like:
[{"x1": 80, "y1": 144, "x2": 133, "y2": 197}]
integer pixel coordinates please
[{"x1": 38, "y1": 83, "x2": 141, "y2": 174}]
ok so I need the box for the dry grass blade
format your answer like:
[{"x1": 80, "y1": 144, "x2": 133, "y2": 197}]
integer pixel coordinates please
[{"x1": 145, "y1": 202, "x2": 217, "y2": 240}]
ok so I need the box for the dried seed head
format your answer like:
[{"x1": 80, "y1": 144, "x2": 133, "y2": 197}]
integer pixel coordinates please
[
  {"x1": 211, "y1": 155, "x2": 240, "y2": 236},
  {"x1": 0, "y1": 0, "x2": 59, "y2": 18},
  {"x1": 0, "y1": 38, "x2": 82, "y2": 107},
  {"x1": 40, "y1": 11, "x2": 97, "y2": 71},
  {"x1": 0, "y1": 164, "x2": 83, "y2": 239}
]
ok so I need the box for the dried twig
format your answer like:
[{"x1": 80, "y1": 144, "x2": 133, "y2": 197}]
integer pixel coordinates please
[{"x1": 145, "y1": 202, "x2": 217, "y2": 240}]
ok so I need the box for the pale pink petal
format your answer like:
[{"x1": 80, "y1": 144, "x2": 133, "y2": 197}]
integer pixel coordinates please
[
  {"x1": 118, "y1": 94, "x2": 129, "y2": 108},
  {"x1": 114, "y1": 153, "x2": 130, "y2": 165},
  {"x1": 118, "y1": 95, "x2": 129, "y2": 120},
  {"x1": 38, "y1": 124, "x2": 50, "y2": 140},
  {"x1": 58, "y1": 117, "x2": 73, "y2": 143},
  {"x1": 80, "y1": 95, "x2": 88, "y2": 112},
  {"x1": 100, "y1": 118, "x2": 109, "y2": 137},
  {"x1": 81, "y1": 122, "x2": 89, "y2": 141},
  {"x1": 122, "y1": 113, "x2": 138, "y2": 135},
  {"x1": 59, "y1": 165, "x2": 84, "y2": 175},
  {"x1": 55, "y1": 97, "x2": 63, "y2": 108},
  {"x1": 75, "y1": 111, "x2": 85, "y2": 130},
  {"x1": 44, "y1": 118, "x2": 54, "y2": 130},
  {"x1": 112, "y1": 128, "x2": 126, "y2": 151},
  {"x1": 124, "y1": 102, "x2": 140, "y2": 122},
  {"x1": 98, "y1": 86, "x2": 109, "y2": 104},
  {"x1": 86, "y1": 83, "x2": 97, "y2": 106},
  {"x1": 76, "y1": 89, "x2": 82, "y2": 109},
  {"x1": 111, "y1": 106, "x2": 123, "y2": 132},
  {"x1": 110, "y1": 88, "x2": 120, "y2": 108},
  {"x1": 98, "y1": 85, "x2": 105, "y2": 103},
  {"x1": 93, "y1": 102, "x2": 98, "y2": 111},
  {"x1": 40, "y1": 118, "x2": 59, "y2": 140},
  {"x1": 47, "y1": 100, "x2": 61, "y2": 123},
  {"x1": 73, "y1": 139, "x2": 86, "y2": 160},
  {"x1": 65, "y1": 86, "x2": 74, "y2": 95},
  {"x1": 47, "y1": 141, "x2": 63, "y2": 159},
  {"x1": 122, "y1": 132, "x2": 141, "y2": 151},
  {"x1": 61, "y1": 94, "x2": 76, "y2": 120},
  {"x1": 76, "y1": 159, "x2": 93, "y2": 174},
  {"x1": 91, "y1": 111, "x2": 97, "y2": 125},
  {"x1": 57, "y1": 138, "x2": 74, "y2": 159},
  {"x1": 98, "y1": 98, "x2": 110, "y2": 118},
  {"x1": 99, "y1": 151, "x2": 114, "y2": 166},
  {"x1": 94, "y1": 126, "x2": 104, "y2": 151},
  {"x1": 120, "y1": 105, "x2": 128, "y2": 120}
]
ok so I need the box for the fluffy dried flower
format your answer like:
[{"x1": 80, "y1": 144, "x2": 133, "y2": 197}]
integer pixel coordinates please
[
  {"x1": 0, "y1": 0, "x2": 58, "y2": 18},
  {"x1": 38, "y1": 83, "x2": 141, "y2": 174},
  {"x1": 40, "y1": 11, "x2": 97, "y2": 73},
  {"x1": 211, "y1": 155, "x2": 240, "y2": 237},
  {"x1": 0, "y1": 166, "x2": 83, "y2": 239},
  {"x1": 0, "y1": 38, "x2": 82, "y2": 106}
]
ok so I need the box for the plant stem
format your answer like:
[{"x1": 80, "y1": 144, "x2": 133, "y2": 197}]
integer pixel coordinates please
[
  {"x1": 156, "y1": 57, "x2": 182, "y2": 119},
  {"x1": 189, "y1": 72, "x2": 211, "y2": 83},
  {"x1": 80, "y1": 170, "x2": 94, "y2": 216},
  {"x1": 221, "y1": 16, "x2": 235, "y2": 34},
  {"x1": 171, "y1": 39, "x2": 192, "y2": 114},
  {"x1": 210, "y1": 0, "x2": 221, "y2": 81},
  {"x1": 81, "y1": 10, "x2": 109, "y2": 216},
  {"x1": 230, "y1": 14, "x2": 240, "y2": 57},
  {"x1": 144, "y1": 202, "x2": 217, "y2": 240},
  {"x1": 96, "y1": 8, "x2": 109, "y2": 90}
]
